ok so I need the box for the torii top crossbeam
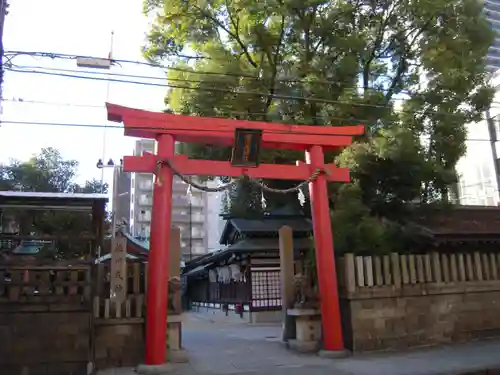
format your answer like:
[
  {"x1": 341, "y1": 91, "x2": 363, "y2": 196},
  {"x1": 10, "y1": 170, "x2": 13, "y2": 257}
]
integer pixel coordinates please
[{"x1": 107, "y1": 103, "x2": 364, "y2": 152}]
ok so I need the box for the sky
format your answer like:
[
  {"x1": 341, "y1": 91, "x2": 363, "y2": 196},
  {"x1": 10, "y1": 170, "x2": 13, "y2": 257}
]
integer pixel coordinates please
[{"x1": 0, "y1": 0, "x2": 168, "y2": 188}]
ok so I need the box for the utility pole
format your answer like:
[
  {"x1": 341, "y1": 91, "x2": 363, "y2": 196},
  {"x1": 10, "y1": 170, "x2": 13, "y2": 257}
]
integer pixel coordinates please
[
  {"x1": 0, "y1": 0, "x2": 9, "y2": 117},
  {"x1": 76, "y1": 30, "x2": 114, "y2": 194},
  {"x1": 486, "y1": 110, "x2": 500, "y2": 203},
  {"x1": 101, "y1": 31, "x2": 114, "y2": 193}
]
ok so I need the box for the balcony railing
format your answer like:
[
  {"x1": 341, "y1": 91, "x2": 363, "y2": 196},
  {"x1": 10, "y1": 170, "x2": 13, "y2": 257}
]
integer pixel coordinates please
[
  {"x1": 138, "y1": 181, "x2": 153, "y2": 190},
  {"x1": 137, "y1": 212, "x2": 152, "y2": 222},
  {"x1": 179, "y1": 228, "x2": 205, "y2": 238},
  {"x1": 172, "y1": 213, "x2": 205, "y2": 223},
  {"x1": 138, "y1": 196, "x2": 153, "y2": 206}
]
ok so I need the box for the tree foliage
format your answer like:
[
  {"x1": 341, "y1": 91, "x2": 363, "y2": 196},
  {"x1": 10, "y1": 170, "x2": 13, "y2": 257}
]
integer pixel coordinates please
[
  {"x1": 144, "y1": 0, "x2": 494, "y2": 253},
  {"x1": 0, "y1": 148, "x2": 109, "y2": 259}
]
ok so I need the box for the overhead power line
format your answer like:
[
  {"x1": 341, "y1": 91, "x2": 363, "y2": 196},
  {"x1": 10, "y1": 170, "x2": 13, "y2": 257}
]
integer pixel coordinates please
[
  {"x1": 3, "y1": 50, "x2": 420, "y2": 93},
  {"x1": 7, "y1": 50, "x2": 500, "y2": 111},
  {"x1": 4, "y1": 49, "x2": 209, "y2": 62},
  {"x1": 0, "y1": 120, "x2": 495, "y2": 143},
  {"x1": 4, "y1": 66, "x2": 411, "y2": 107},
  {"x1": 7, "y1": 66, "x2": 500, "y2": 122},
  {"x1": 2, "y1": 98, "x2": 103, "y2": 108}
]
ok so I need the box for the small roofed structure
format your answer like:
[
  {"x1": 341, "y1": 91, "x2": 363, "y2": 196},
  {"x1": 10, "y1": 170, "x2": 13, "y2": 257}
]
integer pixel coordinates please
[
  {"x1": 183, "y1": 206, "x2": 312, "y2": 323},
  {"x1": 95, "y1": 230, "x2": 186, "y2": 268},
  {"x1": 404, "y1": 205, "x2": 500, "y2": 248},
  {"x1": 0, "y1": 191, "x2": 108, "y2": 262}
]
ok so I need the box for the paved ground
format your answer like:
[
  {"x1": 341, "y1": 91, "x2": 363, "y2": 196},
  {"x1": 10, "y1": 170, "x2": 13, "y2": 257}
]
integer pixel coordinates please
[{"x1": 97, "y1": 312, "x2": 500, "y2": 375}]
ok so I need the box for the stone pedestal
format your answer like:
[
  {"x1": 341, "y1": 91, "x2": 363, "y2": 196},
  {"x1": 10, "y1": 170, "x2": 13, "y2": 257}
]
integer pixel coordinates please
[
  {"x1": 287, "y1": 308, "x2": 321, "y2": 353},
  {"x1": 167, "y1": 314, "x2": 189, "y2": 363}
]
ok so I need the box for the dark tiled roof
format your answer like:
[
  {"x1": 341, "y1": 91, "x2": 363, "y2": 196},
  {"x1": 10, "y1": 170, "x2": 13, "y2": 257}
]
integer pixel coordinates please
[
  {"x1": 0, "y1": 191, "x2": 108, "y2": 210},
  {"x1": 406, "y1": 205, "x2": 500, "y2": 242},
  {"x1": 226, "y1": 237, "x2": 311, "y2": 252},
  {"x1": 231, "y1": 218, "x2": 312, "y2": 233},
  {"x1": 219, "y1": 216, "x2": 312, "y2": 245},
  {"x1": 220, "y1": 205, "x2": 306, "y2": 219},
  {"x1": 182, "y1": 237, "x2": 311, "y2": 277}
]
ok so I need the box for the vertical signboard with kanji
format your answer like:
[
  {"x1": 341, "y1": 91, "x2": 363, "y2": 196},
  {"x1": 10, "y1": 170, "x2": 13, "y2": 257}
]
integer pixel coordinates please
[{"x1": 110, "y1": 236, "x2": 127, "y2": 301}]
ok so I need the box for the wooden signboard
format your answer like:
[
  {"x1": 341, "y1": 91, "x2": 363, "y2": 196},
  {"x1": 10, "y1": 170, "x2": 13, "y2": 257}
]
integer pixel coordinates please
[
  {"x1": 110, "y1": 236, "x2": 127, "y2": 301},
  {"x1": 231, "y1": 128, "x2": 263, "y2": 167}
]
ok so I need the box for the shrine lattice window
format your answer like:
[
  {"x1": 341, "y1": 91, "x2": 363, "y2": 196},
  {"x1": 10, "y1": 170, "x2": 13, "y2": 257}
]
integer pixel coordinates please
[{"x1": 251, "y1": 269, "x2": 281, "y2": 310}]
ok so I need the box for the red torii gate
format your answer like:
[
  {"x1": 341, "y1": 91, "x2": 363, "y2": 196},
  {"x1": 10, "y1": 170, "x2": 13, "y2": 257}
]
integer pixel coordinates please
[{"x1": 107, "y1": 103, "x2": 364, "y2": 365}]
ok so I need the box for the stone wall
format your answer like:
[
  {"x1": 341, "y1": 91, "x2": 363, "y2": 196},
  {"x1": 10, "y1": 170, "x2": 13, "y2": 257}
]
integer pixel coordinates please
[
  {"x1": 339, "y1": 252, "x2": 500, "y2": 352},
  {"x1": 0, "y1": 264, "x2": 93, "y2": 375},
  {"x1": 94, "y1": 319, "x2": 145, "y2": 369},
  {"x1": 93, "y1": 315, "x2": 185, "y2": 370},
  {"x1": 0, "y1": 304, "x2": 92, "y2": 375}
]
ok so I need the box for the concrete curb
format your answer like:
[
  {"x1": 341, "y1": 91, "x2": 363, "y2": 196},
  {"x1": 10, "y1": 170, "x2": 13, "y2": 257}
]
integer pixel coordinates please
[
  {"x1": 318, "y1": 349, "x2": 352, "y2": 359},
  {"x1": 135, "y1": 363, "x2": 172, "y2": 374}
]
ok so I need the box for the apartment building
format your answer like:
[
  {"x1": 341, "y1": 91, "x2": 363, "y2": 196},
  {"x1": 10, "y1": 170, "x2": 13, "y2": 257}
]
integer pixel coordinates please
[
  {"x1": 456, "y1": 70, "x2": 500, "y2": 205},
  {"x1": 113, "y1": 168, "x2": 131, "y2": 228},
  {"x1": 126, "y1": 139, "x2": 222, "y2": 261},
  {"x1": 129, "y1": 139, "x2": 155, "y2": 238},
  {"x1": 205, "y1": 179, "x2": 226, "y2": 252},
  {"x1": 172, "y1": 177, "x2": 208, "y2": 260},
  {"x1": 484, "y1": 0, "x2": 500, "y2": 71}
]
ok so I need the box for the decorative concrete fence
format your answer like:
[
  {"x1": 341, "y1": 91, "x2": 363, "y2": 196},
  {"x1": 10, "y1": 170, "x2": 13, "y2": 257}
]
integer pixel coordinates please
[
  {"x1": 338, "y1": 252, "x2": 500, "y2": 352},
  {"x1": 93, "y1": 260, "x2": 184, "y2": 369}
]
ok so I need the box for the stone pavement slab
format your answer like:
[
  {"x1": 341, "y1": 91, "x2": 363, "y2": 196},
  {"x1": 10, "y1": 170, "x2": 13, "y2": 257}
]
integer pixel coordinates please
[
  {"x1": 332, "y1": 339, "x2": 500, "y2": 375},
  {"x1": 97, "y1": 312, "x2": 500, "y2": 375}
]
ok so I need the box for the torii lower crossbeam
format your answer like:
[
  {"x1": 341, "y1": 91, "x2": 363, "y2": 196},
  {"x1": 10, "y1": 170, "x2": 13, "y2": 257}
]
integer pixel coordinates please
[
  {"x1": 124, "y1": 153, "x2": 352, "y2": 182},
  {"x1": 107, "y1": 103, "x2": 364, "y2": 366}
]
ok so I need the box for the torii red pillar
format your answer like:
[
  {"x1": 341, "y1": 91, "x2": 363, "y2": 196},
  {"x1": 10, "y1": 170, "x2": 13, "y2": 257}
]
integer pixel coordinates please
[{"x1": 107, "y1": 103, "x2": 364, "y2": 365}]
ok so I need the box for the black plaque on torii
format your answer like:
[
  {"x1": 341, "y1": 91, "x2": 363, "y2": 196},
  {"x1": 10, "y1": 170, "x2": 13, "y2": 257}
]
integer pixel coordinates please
[{"x1": 231, "y1": 128, "x2": 263, "y2": 168}]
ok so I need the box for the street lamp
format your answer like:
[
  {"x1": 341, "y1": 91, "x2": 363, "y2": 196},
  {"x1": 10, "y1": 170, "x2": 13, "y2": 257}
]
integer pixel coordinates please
[{"x1": 96, "y1": 158, "x2": 124, "y2": 240}]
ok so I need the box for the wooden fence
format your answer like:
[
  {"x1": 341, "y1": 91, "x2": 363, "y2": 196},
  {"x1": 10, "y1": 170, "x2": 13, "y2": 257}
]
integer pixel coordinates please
[
  {"x1": 339, "y1": 252, "x2": 500, "y2": 292},
  {"x1": 93, "y1": 261, "x2": 181, "y2": 320}
]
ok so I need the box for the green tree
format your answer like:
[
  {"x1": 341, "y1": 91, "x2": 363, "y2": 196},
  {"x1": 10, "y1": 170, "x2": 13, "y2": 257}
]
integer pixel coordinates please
[
  {"x1": 72, "y1": 178, "x2": 109, "y2": 195},
  {"x1": 143, "y1": 0, "x2": 494, "y2": 251},
  {"x1": 222, "y1": 178, "x2": 264, "y2": 218},
  {"x1": 0, "y1": 148, "x2": 78, "y2": 192},
  {"x1": 0, "y1": 148, "x2": 108, "y2": 259}
]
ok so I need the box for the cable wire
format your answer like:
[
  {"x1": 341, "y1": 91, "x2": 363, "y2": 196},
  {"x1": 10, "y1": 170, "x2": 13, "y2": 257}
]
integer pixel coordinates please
[
  {"x1": 0, "y1": 120, "x2": 495, "y2": 143},
  {"x1": 2, "y1": 98, "x2": 103, "y2": 108},
  {"x1": 2, "y1": 94, "x2": 498, "y2": 133},
  {"x1": 13, "y1": 64, "x2": 500, "y2": 111},
  {"x1": 5, "y1": 66, "x2": 491, "y2": 121},
  {"x1": 3, "y1": 50, "x2": 420, "y2": 92},
  {"x1": 6, "y1": 64, "x2": 451, "y2": 103}
]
